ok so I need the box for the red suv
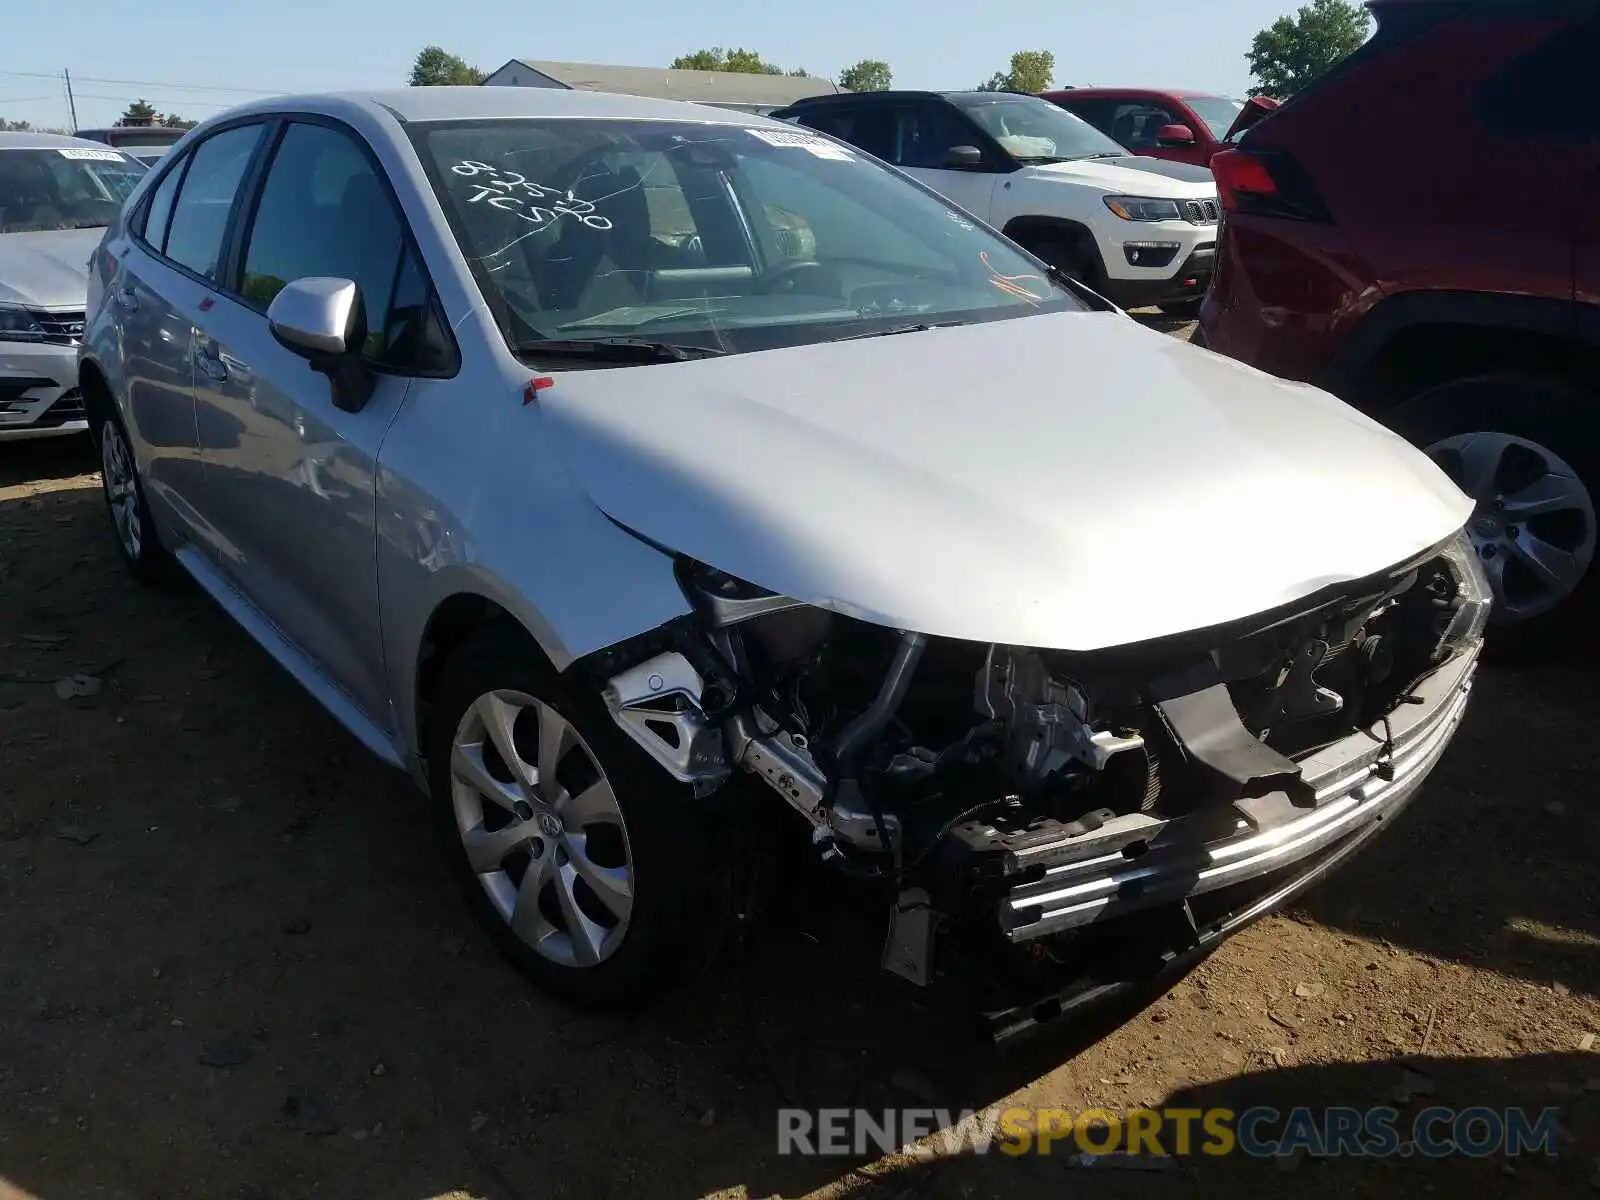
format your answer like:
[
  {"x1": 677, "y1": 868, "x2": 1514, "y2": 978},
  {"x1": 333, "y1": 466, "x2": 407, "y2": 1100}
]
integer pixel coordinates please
[
  {"x1": 1042, "y1": 88, "x2": 1260, "y2": 167},
  {"x1": 1199, "y1": 0, "x2": 1600, "y2": 657}
]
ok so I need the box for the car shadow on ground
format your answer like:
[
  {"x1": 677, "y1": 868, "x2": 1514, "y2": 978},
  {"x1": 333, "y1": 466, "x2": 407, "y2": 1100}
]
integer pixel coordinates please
[
  {"x1": 0, "y1": 435, "x2": 95, "y2": 489},
  {"x1": 1128, "y1": 310, "x2": 1199, "y2": 339},
  {"x1": 824, "y1": 1051, "x2": 1599, "y2": 1198},
  {"x1": 0, "y1": 448, "x2": 1595, "y2": 1199}
]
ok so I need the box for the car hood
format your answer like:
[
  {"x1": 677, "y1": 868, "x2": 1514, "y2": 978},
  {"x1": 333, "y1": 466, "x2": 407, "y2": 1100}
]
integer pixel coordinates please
[
  {"x1": 1025, "y1": 157, "x2": 1214, "y2": 197},
  {"x1": 0, "y1": 227, "x2": 100, "y2": 308},
  {"x1": 539, "y1": 312, "x2": 1472, "y2": 652}
]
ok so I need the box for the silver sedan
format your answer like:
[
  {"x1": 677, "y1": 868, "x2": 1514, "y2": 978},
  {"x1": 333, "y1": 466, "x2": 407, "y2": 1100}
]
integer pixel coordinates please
[{"x1": 80, "y1": 86, "x2": 1488, "y2": 1034}]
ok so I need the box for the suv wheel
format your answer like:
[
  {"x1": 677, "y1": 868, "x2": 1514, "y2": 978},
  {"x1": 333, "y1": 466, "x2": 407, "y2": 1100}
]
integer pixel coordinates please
[
  {"x1": 1391, "y1": 374, "x2": 1598, "y2": 660},
  {"x1": 1029, "y1": 238, "x2": 1100, "y2": 292},
  {"x1": 427, "y1": 627, "x2": 720, "y2": 1009}
]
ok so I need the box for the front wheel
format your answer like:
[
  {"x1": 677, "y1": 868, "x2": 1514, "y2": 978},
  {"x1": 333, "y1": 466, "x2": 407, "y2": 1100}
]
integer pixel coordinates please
[
  {"x1": 1027, "y1": 238, "x2": 1099, "y2": 292},
  {"x1": 1391, "y1": 374, "x2": 1599, "y2": 661},
  {"x1": 426, "y1": 627, "x2": 719, "y2": 1009}
]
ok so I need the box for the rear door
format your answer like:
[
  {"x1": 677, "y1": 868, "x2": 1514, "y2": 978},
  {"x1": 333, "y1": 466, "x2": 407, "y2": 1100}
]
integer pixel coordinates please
[
  {"x1": 187, "y1": 117, "x2": 436, "y2": 729},
  {"x1": 112, "y1": 122, "x2": 268, "y2": 548}
]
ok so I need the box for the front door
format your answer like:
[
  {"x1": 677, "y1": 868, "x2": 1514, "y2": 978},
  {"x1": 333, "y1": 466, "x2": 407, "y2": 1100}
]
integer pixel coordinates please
[
  {"x1": 188, "y1": 119, "x2": 429, "y2": 731},
  {"x1": 890, "y1": 102, "x2": 1001, "y2": 222}
]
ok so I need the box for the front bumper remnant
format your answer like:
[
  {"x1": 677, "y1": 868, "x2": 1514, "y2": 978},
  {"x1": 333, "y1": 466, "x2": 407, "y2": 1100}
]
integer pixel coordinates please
[{"x1": 1000, "y1": 646, "x2": 1476, "y2": 942}]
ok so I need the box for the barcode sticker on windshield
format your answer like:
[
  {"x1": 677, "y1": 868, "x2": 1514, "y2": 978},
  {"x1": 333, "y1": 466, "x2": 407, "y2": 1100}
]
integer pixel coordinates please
[
  {"x1": 57, "y1": 148, "x2": 126, "y2": 162},
  {"x1": 745, "y1": 128, "x2": 853, "y2": 160}
]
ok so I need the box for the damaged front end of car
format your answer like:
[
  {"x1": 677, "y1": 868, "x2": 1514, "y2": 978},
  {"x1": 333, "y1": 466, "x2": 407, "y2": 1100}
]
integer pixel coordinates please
[{"x1": 580, "y1": 530, "x2": 1490, "y2": 1042}]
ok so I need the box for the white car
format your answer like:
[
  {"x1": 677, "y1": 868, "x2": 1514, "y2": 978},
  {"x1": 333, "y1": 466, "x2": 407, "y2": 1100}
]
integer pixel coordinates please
[
  {"x1": 82, "y1": 86, "x2": 1486, "y2": 1038},
  {"x1": 0, "y1": 132, "x2": 145, "y2": 440},
  {"x1": 775, "y1": 89, "x2": 1221, "y2": 316}
]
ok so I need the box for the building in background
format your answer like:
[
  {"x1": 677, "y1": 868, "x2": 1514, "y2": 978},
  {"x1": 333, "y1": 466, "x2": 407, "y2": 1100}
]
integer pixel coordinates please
[{"x1": 482, "y1": 59, "x2": 846, "y2": 115}]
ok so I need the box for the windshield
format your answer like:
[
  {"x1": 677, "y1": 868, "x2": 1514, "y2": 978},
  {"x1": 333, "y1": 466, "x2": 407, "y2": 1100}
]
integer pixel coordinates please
[
  {"x1": 1182, "y1": 96, "x2": 1245, "y2": 141},
  {"x1": 947, "y1": 95, "x2": 1128, "y2": 163},
  {"x1": 412, "y1": 118, "x2": 1086, "y2": 359},
  {"x1": 0, "y1": 147, "x2": 145, "y2": 233}
]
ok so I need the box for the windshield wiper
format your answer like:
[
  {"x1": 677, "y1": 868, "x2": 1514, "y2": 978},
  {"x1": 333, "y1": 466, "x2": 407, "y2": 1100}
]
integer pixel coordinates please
[
  {"x1": 834, "y1": 320, "x2": 967, "y2": 343},
  {"x1": 516, "y1": 337, "x2": 727, "y2": 364},
  {"x1": 1064, "y1": 151, "x2": 1124, "y2": 161}
]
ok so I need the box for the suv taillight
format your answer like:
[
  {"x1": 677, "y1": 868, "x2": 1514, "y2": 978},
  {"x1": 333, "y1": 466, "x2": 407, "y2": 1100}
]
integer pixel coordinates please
[{"x1": 1212, "y1": 147, "x2": 1329, "y2": 223}]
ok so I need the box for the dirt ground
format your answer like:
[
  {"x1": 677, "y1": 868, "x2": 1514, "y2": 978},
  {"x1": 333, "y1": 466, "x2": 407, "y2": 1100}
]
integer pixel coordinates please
[{"x1": 3, "y1": 345, "x2": 1600, "y2": 1198}]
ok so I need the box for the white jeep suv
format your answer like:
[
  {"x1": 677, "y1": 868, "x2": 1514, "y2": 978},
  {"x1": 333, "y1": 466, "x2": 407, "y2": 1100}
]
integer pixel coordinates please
[{"x1": 775, "y1": 90, "x2": 1220, "y2": 315}]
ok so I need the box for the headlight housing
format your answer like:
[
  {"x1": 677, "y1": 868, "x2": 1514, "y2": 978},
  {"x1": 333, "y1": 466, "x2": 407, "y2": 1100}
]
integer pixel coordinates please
[
  {"x1": 1103, "y1": 196, "x2": 1184, "y2": 222},
  {"x1": 1434, "y1": 529, "x2": 1493, "y2": 660},
  {"x1": 0, "y1": 304, "x2": 46, "y2": 343}
]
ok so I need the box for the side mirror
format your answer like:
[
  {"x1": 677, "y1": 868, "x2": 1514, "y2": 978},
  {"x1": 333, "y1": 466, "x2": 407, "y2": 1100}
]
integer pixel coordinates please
[
  {"x1": 944, "y1": 145, "x2": 984, "y2": 169},
  {"x1": 267, "y1": 277, "x2": 375, "y2": 413},
  {"x1": 1156, "y1": 123, "x2": 1197, "y2": 147}
]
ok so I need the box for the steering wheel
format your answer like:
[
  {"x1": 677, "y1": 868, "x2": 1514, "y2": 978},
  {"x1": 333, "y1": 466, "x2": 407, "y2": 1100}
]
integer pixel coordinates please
[{"x1": 758, "y1": 260, "x2": 842, "y2": 297}]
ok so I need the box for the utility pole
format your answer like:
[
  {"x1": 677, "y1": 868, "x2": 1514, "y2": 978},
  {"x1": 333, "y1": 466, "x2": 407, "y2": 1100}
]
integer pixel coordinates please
[{"x1": 63, "y1": 69, "x2": 79, "y2": 132}]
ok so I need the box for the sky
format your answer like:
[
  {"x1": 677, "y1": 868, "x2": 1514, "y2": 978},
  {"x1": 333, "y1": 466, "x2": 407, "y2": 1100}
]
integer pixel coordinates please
[{"x1": 0, "y1": 0, "x2": 1300, "y2": 132}]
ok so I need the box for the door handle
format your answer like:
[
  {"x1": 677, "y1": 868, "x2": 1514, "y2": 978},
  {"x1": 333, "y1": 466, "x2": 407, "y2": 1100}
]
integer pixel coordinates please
[
  {"x1": 115, "y1": 286, "x2": 138, "y2": 313},
  {"x1": 194, "y1": 343, "x2": 230, "y2": 383}
]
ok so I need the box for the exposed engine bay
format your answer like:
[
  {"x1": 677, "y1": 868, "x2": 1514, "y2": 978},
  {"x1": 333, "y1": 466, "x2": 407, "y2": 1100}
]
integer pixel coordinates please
[{"x1": 589, "y1": 532, "x2": 1490, "y2": 1037}]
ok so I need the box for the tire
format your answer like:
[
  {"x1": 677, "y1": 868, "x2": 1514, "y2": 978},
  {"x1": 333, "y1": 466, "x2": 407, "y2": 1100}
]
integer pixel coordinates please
[
  {"x1": 1387, "y1": 374, "x2": 1600, "y2": 662},
  {"x1": 426, "y1": 625, "x2": 720, "y2": 1010},
  {"x1": 94, "y1": 407, "x2": 173, "y2": 585},
  {"x1": 1029, "y1": 237, "x2": 1100, "y2": 292},
  {"x1": 1157, "y1": 298, "x2": 1204, "y2": 320}
]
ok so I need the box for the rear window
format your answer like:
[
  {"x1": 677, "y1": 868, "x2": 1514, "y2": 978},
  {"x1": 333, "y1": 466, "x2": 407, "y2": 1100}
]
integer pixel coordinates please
[{"x1": 1480, "y1": 20, "x2": 1600, "y2": 135}]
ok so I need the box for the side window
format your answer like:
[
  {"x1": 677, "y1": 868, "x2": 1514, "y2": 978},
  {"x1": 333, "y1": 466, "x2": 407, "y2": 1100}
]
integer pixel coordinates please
[
  {"x1": 1110, "y1": 103, "x2": 1181, "y2": 149},
  {"x1": 1057, "y1": 98, "x2": 1120, "y2": 137},
  {"x1": 238, "y1": 121, "x2": 407, "y2": 361},
  {"x1": 139, "y1": 156, "x2": 185, "y2": 252},
  {"x1": 894, "y1": 103, "x2": 981, "y2": 169},
  {"x1": 1481, "y1": 22, "x2": 1600, "y2": 137},
  {"x1": 793, "y1": 106, "x2": 895, "y2": 160},
  {"x1": 163, "y1": 124, "x2": 265, "y2": 279}
]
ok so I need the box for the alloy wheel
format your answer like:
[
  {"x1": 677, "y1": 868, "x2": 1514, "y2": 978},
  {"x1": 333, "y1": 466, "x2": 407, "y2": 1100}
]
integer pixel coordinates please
[
  {"x1": 100, "y1": 421, "x2": 142, "y2": 562},
  {"x1": 449, "y1": 690, "x2": 635, "y2": 969},
  {"x1": 1425, "y1": 431, "x2": 1596, "y2": 621}
]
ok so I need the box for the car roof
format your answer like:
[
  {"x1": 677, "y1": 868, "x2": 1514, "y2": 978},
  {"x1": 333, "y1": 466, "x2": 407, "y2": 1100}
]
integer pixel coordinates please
[
  {"x1": 212, "y1": 86, "x2": 786, "y2": 128},
  {"x1": 1048, "y1": 88, "x2": 1230, "y2": 101},
  {"x1": 779, "y1": 89, "x2": 1054, "y2": 111},
  {"x1": 0, "y1": 130, "x2": 131, "y2": 151}
]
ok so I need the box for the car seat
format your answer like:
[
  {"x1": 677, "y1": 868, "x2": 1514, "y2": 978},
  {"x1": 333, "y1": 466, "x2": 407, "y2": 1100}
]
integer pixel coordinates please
[{"x1": 540, "y1": 163, "x2": 654, "y2": 314}]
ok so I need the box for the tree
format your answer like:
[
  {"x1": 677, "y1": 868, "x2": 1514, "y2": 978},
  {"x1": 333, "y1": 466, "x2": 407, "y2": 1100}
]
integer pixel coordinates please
[
  {"x1": 0, "y1": 118, "x2": 32, "y2": 132},
  {"x1": 159, "y1": 113, "x2": 198, "y2": 130},
  {"x1": 976, "y1": 50, "x2": 1055, "y2": 94},
  {"x1": 1246, "y1": 0, "x2": 1371, "y2": 98},
  {"x1": 838, "y1": 59, "x2": 892, "y2": 92},
  {"x1": 669, "y1": 47, "x2": 793, "y2": 76},
  {"x1": 409, "y1": 45, "x2": 486, "y2": 87},
  {"x1": 117, "y1": 99, "x2": 159, "y2": 127}
]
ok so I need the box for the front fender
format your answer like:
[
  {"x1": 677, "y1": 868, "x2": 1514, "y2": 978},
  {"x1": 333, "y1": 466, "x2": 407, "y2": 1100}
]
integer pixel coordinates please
[{"x1": 375, "y1": 375, "x2": 693, "y2": 761}]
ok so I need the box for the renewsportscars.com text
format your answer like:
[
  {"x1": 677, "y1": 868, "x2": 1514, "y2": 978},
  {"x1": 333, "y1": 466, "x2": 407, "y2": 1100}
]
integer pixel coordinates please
[{"x1": 777, "y1": 1105, "x2": 1562, "y2": 1160}]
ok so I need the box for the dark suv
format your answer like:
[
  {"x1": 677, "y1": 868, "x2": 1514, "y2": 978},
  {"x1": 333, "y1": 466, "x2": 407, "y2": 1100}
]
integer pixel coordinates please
[{"x1": 1200, "y1": 0, "x2": 1600, "y2": 656}]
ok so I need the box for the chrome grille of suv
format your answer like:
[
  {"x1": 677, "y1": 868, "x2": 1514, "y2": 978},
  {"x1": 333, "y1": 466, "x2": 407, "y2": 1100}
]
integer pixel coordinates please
[
  {"x1": 1184, "y1": 199, "x2": 1220, "y2": 225},
  {"x1": 30, "y1": 310, "x2": 86, "y2": 345}
]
